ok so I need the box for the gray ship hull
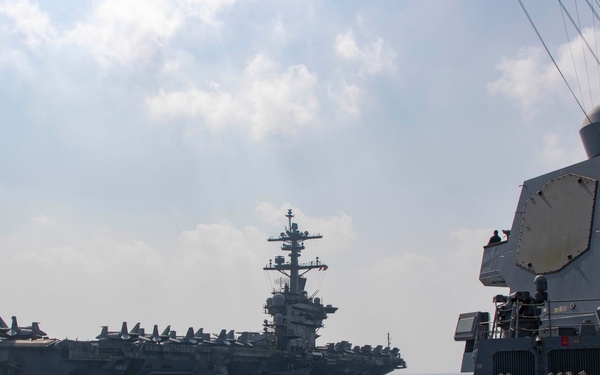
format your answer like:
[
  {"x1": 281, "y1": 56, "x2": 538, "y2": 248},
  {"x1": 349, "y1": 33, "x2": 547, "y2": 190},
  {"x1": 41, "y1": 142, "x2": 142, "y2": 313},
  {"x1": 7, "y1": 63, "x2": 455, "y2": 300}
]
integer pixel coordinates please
[{"x1": 0, "y1": 338, "x2": 403, "y2": 375}]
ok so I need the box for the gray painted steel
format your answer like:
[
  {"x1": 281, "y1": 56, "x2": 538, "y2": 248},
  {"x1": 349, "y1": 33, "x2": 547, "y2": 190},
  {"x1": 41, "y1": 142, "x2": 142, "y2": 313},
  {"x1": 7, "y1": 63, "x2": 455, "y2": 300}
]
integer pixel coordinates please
[{"x1": 457, "y1": 105, "x2": 600, "y2": 375}]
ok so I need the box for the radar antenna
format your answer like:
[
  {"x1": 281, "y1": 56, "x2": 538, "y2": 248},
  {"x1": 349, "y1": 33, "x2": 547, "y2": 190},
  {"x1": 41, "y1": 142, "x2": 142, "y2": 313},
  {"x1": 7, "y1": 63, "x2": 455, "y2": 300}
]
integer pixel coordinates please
[{"x1": 265, "y1": 209, "x2": 324, "y2": 294}]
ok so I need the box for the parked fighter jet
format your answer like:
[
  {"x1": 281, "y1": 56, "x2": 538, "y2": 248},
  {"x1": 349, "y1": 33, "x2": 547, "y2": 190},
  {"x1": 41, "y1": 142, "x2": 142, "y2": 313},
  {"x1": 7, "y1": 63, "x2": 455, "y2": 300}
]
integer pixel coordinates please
[
  {"x1": 128, "y1": 322, "x2": 144, "y2": 340},
  {"x1": 193, "y1": 328, "x2": 210, "y2": 342},
  {"x1": 1, "y1": 316, "x2": 47, "y2": 340},
  {"x1": 96, "y1": 322, "x2": 140, "y2": 341},
  {"x1": 236, "y1": 332, "x2": 255, "y2": 347},
  {"x1": 198, "y1": 329, "x2": 229, "y2": 345},
  {"x1": 226, "y1": 330, "x2": 238, "y2": 345},
  {"x1": 213, "y1": 329, "x2": 231, "y2": 345},
  {"x1": 145, "y1": 325, "x2": 174, "y2": 343},
  {"x1": 166, "y1": 327, "x2": 198, "y2": 345},
  {"x1": 243, "y1": 331, "x2": 268, "y2": 346}
]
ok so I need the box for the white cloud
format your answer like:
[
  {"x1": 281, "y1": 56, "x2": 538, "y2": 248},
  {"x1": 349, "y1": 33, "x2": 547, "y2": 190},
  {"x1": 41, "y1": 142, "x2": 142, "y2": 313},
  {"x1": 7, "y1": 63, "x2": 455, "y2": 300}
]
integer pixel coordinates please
[
  {"x1": 67, "y1": 0, "x2": 181, "y2": 67},
  {"x1": 181, "y1": 220, "x2": 263, "y2": 266},
  {"x1": 177, "y1": 0, "x2": 237, "y2": 26},
  {"x1": 146, "y1": 54, "x2": 320, "y2": 140},
  {"x1": 63, "y1": 0, "x2": 237, "y2": 67},
  {"x1": 4, "y1": 215, "x2": 162, "y2": 277},
  {"x1": 536, "y1": 131, "x2": 585, "y2": 169},
  {"x1": 334, "y1": 30, "x2": 362, "y2": 61},
  {"x1": 0, "y1": 0, "x2": 237, "y2": 69},
  {"x1": 255, "y1": 202, "x2": 289, "y2": 226},
  {"x1": 488, "y1": 27, "x2": 600, "y2": 114},
  {"x1": 555, "y1": 27, "x2": 600, "y2": 111},
  {"x1": 146, "y1": 84, "x2": 236, "y2": 130},
  {"x1": 0, "y1": 0, "x2": 56, "y2": 49},
  {"x1": 333, "y1": 29, "x2": 396, "y2": 75},
  {"x1": 0, "y1": 0, "x2": 355, "y2": 142},
  {"x1": 328, "y1": 78, "x2": 361, "y2": 117},
  {"x1": 245, "y1": 54, "x2": 319, "y2": 139},
  {"x1": 487, "y1": 46, "x2": 559, "y2": 112},
  {"x1": 0, "y1": 1, "x2": 51, "y2": 79}
]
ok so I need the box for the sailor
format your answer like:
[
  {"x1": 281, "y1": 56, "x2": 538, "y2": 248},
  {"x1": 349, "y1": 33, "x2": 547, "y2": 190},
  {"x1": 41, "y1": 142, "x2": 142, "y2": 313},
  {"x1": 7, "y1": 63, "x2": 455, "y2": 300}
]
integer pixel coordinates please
[{"x1": 488, "y1": 230, "x2": 501, "y2": 244}]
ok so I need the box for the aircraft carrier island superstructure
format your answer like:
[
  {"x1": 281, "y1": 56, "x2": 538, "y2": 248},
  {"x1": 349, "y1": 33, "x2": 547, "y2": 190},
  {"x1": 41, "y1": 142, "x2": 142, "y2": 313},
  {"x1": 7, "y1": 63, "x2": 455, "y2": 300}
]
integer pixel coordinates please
[
  {"x1": 454, "y1": 106, "x2": 600, "y2": 374},
  {"x1": 0, "y1": 210, "x2": 406, "y2": 375}
]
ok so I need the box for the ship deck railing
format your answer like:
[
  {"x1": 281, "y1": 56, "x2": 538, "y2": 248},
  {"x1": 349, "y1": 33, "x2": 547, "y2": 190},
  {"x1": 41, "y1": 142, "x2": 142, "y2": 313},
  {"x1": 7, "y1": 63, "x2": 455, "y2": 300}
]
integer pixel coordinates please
[
  {"x1": 484, "y1": 297, "x2": 600, "y2": 339},
  {"x1": 543, "y1": 297, "x2": 600, "y2": 337}
]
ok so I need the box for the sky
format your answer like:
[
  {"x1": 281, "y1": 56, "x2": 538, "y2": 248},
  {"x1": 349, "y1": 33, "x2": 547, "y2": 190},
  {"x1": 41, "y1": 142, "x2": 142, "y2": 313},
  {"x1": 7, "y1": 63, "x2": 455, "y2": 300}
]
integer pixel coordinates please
[{"x1": 1, "y1": 0, "x2": 600, "y2": 373}]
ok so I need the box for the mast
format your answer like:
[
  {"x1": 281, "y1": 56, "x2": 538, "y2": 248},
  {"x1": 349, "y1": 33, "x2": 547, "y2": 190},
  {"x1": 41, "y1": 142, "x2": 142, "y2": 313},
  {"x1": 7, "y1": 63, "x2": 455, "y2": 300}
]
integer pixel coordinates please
[
  {"x1": 265, "y1": 209, "x2": 324, "y2": 294},
  {"x1": 260, "y1": 209, "x2": 406, "y2": 373},
  {"x1": 263, "y1": 209, "x2": 335, "y2": 351}
]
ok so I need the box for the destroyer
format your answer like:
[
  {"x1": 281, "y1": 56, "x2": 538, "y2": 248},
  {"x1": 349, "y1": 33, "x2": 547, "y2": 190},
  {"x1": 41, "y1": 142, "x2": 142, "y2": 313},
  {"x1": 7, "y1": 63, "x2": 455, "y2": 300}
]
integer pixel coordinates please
[
  {"x1": 0, "y1": 210, "x2": 406, "y2": 374},
  {"x1": 455, "y1": 107, "x2": 600, "y2": 374}
]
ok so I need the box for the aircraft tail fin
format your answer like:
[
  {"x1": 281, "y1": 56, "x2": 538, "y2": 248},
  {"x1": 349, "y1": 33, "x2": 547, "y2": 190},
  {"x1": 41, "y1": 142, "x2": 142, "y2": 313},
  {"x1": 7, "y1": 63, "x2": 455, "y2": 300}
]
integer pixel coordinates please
[
  {"x1": 226, "y1": 330, "x2": 235, "y2": 341},
  {"x1": 129, "y1": 322, "x2": 140, "y2": 335},
  {"x1": 96, "y1": 326, "x2": 108, "y2": 339},
  {"x1": 8, "y1": 316, "x2": 19, "y2": 337},
  {"x1": 216, "y1": 329, "x2": 230, "y2": 345},
  {"x1": 0, "y1": 316, "x2": 8, "y2": 330},
  {"x1": 31, "y1": 322, "x2": 47, "y2": 337},
  {"x1": 194, "y1": 327, "x2": 209, "y2": 341},
  {"x1": 181, "y1": 327, "x2": 196, "y2": 344},
  {"x1": 119, "y1": 322, "x2": 130, "y2": 340},
  {"x1": 151, "y1": 325, "x2": 160, "y2": 342},
  {"x1": 184, "y1": 327, "x2": 194, "y2": 340}
]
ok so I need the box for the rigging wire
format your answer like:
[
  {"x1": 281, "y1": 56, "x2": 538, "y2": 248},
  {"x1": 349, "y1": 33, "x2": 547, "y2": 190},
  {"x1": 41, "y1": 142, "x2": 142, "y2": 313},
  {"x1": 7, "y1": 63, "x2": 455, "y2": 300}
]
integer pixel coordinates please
[
  {"x1": 574, "y1": 0, "x2": 595, "y2": 108},
  {"x1": 583, "y1": 0, "x2": 600, "y2": 43},
  {"x1": 558, "y1": 0, "x2": 600, "y2": 70},
  {"x1": 587, "y1": 0, "x2": 600, "y2": 23},
  {"x1": 517, "y1": 0, "x2": 592, "y2": 122},
  {"x1": 561, "y1": 3, "x2": 586, "y2": 109},
  {"x1": 558, "y1": 0, "x2": 600, "y2": 115},
  {"x1": 584, "y1": 0, "x2": 600, "y2": 98}
]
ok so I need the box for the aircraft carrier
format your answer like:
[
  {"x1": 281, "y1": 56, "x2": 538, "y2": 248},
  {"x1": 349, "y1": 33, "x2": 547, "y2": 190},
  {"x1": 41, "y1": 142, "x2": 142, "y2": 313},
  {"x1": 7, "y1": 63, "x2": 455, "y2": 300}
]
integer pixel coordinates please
[
  {"x1": 454, "y1": 106, "x2": 600, "y2": 374},
  {"x1": 0, "y1": 210, "x2": 406, "y2": 375}
]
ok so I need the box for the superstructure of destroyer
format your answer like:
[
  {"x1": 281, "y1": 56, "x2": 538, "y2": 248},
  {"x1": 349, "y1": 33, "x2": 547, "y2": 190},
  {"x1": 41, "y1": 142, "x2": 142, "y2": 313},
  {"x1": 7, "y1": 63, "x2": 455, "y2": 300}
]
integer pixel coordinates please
[
  {"x1": 454, "y1": 105, "x2": 600, "y2": 374},
  {"x1": 0, "y1": 209, "x2": 406, "y2": 374}
]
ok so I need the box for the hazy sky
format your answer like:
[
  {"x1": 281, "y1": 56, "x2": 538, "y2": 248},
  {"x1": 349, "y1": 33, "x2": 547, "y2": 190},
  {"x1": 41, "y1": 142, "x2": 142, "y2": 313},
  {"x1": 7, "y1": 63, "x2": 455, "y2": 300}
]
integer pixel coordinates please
[{"x1": 1, "y1": 1, "x2": 599, "y2": 373}]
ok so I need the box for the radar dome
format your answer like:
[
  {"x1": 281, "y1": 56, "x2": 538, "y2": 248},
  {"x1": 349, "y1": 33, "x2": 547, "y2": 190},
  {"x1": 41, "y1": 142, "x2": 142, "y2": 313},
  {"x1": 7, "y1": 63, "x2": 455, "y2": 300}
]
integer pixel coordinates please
[
  {"x1": 580, "y1": 105, "x2": 600, "y2": 158},
  {"x1": 273, "y1": 293, "x2": 285, "y2": 306}
]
